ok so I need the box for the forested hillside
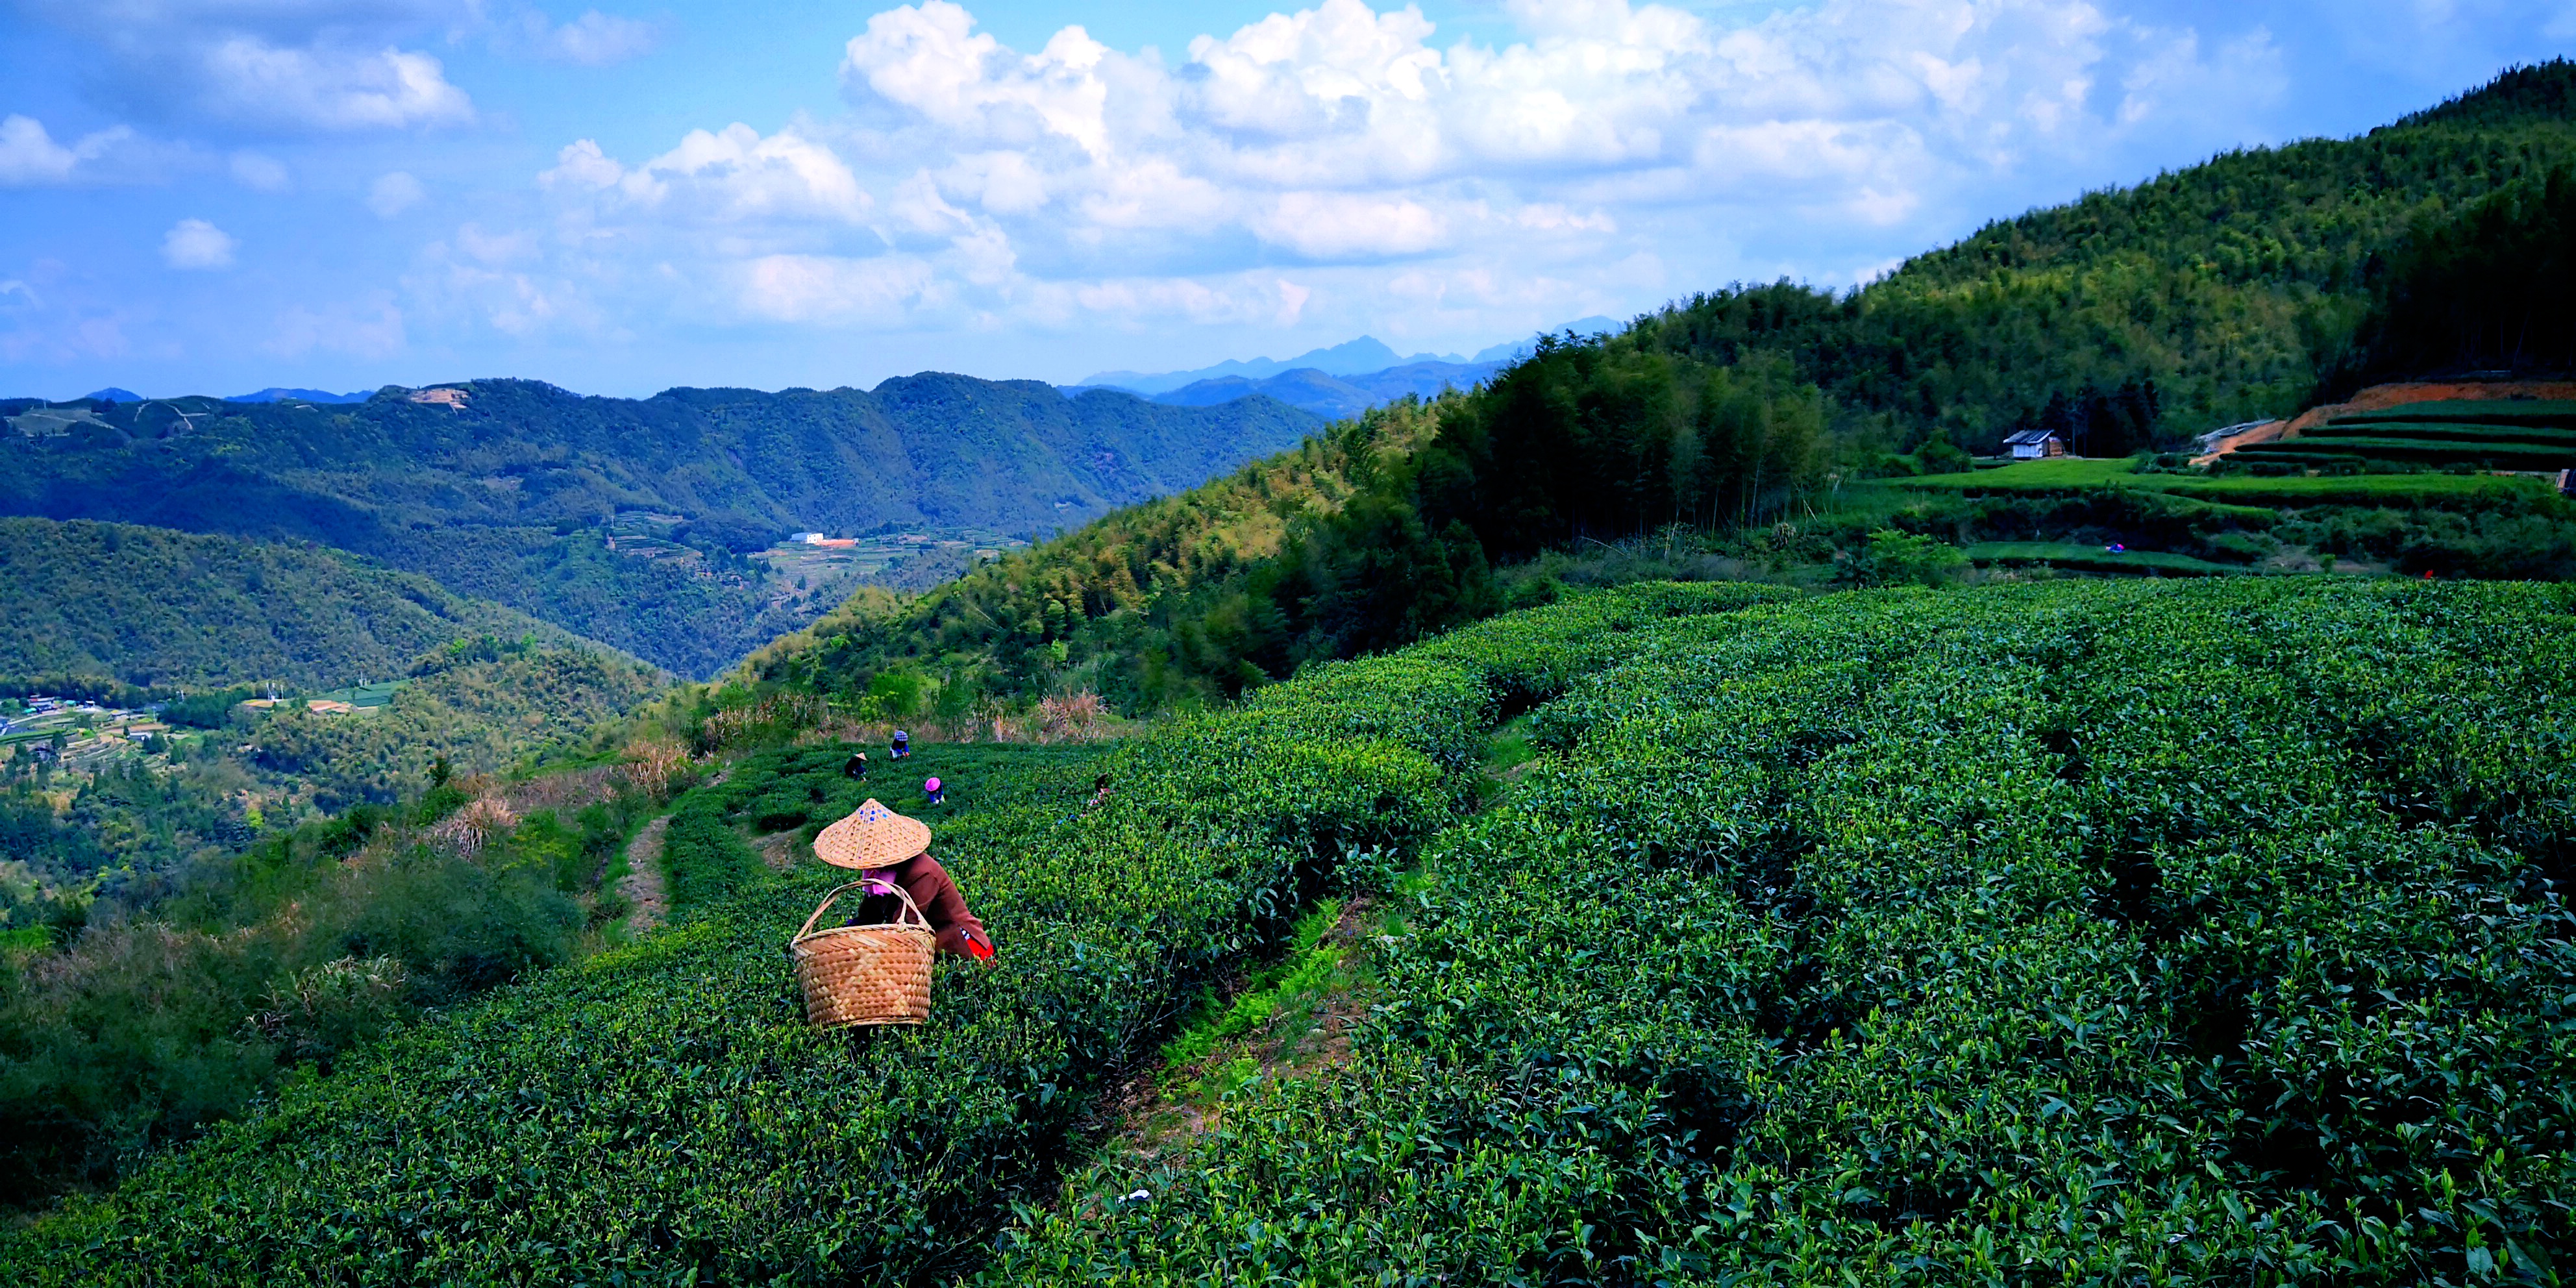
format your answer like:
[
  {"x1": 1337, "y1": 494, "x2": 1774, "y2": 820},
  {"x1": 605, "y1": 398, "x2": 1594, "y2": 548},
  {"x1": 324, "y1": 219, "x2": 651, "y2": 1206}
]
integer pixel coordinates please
[
  {"x1": 2320, "y1": 164, "x2": 2576, "y2": 395},
  {"x1": 745, "y1": 62, "x2": 2576, "y2": 714},
  {"x1": 0, "y1": 377, "x2": 1319, "y2": 676},
  {"x1": 1648, "y1": 60, "x2": 2576, "y2": 449},
  {"x1": 0, "y1": 518, "x2": 602, "y2": 689},
  {"x1": 242, "y1": 638, "x2": 667, "y2": 809}
]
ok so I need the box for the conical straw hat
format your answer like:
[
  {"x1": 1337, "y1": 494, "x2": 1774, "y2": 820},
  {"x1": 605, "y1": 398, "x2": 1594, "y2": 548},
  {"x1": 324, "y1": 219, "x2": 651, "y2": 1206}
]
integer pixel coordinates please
[{"x1": 813, "y1": 799, "x2": 932, "y2": 871}]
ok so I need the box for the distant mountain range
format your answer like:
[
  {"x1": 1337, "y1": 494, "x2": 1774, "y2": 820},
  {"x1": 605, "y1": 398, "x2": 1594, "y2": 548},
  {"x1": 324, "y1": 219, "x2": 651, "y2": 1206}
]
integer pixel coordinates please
[
  {"x1": 1, "y1": 375, "x2": 1320, "y2": 677},
  {"x1": 1077, "y1": 319, "x2": 1616, "y2": 394},
  {"x1": 78, "y1": 386, "x2": 373, "y2": 404},
  {"x1": 230, "y1": 388, "x2": 373, "y2": 404},
  {"x1": 16, "y1": 321, "x2": 1618, "y2": 672},
  {"x1": 1146, "y1": 361, "x2": 1502, "y2": 419},
  {"x1": 1069, "y1": 317, "x2": 1620, "y2": 417}
]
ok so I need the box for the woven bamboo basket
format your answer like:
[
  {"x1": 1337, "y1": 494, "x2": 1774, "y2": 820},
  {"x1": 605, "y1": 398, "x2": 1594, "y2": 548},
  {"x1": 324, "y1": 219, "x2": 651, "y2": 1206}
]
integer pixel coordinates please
[{"x1": 789, "y1": 879, "x2": 934, "y2": 1028}]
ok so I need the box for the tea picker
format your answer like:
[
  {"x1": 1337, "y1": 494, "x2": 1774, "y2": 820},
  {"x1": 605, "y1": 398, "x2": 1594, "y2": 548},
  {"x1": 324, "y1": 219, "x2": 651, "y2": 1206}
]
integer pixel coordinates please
[
  {"x1": 889, "y1": 728, "x2": 911, "y2": 760},
  {"x1": 788, "y1": 799, "x2": 993, "y2": 1030},
  {"x1": 923, "y1": 776, "x2": 945, "y2": 806}
]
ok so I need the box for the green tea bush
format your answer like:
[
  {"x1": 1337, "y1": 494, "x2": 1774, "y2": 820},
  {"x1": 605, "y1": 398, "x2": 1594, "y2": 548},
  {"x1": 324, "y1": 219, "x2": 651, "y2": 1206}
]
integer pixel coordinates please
[
  {"x1": 992, "y1": 580, "x2": 2576, "y2": 1285},
  {"x1": 1415, "y1": 581, "x2": 1798, "y2": 712},
  {"x1": 0, "y1": 679, "x2": 1465, "y2": 1282},
  {"x1": 1, "y1": 582, "x2": 1798, "y2": 1281}
]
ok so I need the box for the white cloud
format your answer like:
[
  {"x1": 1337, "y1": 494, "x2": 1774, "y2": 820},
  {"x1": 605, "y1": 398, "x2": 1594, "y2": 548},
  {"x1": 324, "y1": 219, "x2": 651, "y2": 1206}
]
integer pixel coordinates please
[
  {"x1": 740, "y1": 254, "x2": 939, "y2": 323},
  {"x1": 536, "y1": 10, "x2": 661, "y2": 65},
  {"x1": 18, "y1": 0, "x2": 477, "y2": 134},
  {"x1": 162, "y1": 218, "x2": 238, "y2": 269},
  {"x1": 478, "y1": 0, "x2": 2294, "y2": 359},
  {"x1": 0, "y1": 116, "x2": 142, "y2": 186},
  {"x1": 197, "y1": 39, "x2": 474, "y2": 131},
  {"x1": 230, "y1": 151, "x2": 290, "y2": 190},
  {"x1": 1248, "y1": 191, "x2": 1450, "y2": 259},
  {"x1": 0, "y1": 116, "x2": 84, "y2": 186},
  {"x1": 370, "y1": 171, "x2": 427, "y2": 217},
  {"x1": 543, "y1": 125, "x2": 873, "y2": 225},
  {"x1": 267, "y1": 293, "x2": 408, "y2": 358}
]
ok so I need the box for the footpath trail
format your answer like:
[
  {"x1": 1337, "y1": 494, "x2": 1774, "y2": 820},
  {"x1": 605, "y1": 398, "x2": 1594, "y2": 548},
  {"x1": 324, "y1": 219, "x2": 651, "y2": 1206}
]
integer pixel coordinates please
[{"x1": 617, "y1": 815, "x2": 669, "y2": 934}]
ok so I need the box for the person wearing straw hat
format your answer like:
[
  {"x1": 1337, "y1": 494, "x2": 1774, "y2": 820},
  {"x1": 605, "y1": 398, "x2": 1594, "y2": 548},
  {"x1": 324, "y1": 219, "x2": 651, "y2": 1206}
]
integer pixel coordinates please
[{"x1": 813, "y1": 799, "x2": 994, "y2": 960}]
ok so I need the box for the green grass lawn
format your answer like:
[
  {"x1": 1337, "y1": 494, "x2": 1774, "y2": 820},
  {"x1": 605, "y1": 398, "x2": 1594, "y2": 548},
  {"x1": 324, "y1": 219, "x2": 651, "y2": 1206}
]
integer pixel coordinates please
[
  {"x1": 1905, "y1": 458, "x2": 2145, "y2": 489},
  {"x1": 1965, "y1": 541, "x2": 2246, "y2": 576}
]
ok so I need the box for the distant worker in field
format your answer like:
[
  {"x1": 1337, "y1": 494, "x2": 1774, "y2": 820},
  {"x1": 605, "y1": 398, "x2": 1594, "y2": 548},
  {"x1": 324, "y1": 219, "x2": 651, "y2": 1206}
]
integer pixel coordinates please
[
  {"x1": 1087, "y1": 773, "x2": 1111, "y2": 810},
  {"x1": 890, "y1": 728, "x2": 911, "y2": 760},
  {"x1": 815, "y1": 799, "x2": 994, "y2": 960},
  {"x1": 923, "y1": 776, "x2": 946, "y2": 806},
  {"x1": 843, "y1": 749, "x2": 869, "y2": 780}
]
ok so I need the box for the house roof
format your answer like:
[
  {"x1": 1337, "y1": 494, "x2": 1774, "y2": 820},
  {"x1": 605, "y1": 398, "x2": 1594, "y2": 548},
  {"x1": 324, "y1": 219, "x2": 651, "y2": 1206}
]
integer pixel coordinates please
[{"x1": 2002, "y1": 428, "x2": 2061, "y2": 446}]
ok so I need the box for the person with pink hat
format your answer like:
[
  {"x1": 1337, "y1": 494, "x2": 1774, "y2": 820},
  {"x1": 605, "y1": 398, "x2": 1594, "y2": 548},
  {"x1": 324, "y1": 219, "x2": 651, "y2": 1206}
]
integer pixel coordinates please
[
  {"x1": 811, "y1": 799, "x2": 993, "y2": 960},
  {"x1": 923, "y1": 776, "x2": 946, "y2": 806}
]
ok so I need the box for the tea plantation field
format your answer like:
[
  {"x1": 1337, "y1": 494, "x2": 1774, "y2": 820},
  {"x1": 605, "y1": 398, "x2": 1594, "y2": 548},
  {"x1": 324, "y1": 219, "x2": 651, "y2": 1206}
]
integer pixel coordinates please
[
  {"x1": 997, "y1": 579, "x2": 2576, "y2": 1285},
  {"x1": 8, "y1": 578, "x2": 2573, "y2": 1285},
  {"x1": 0, "y1": 582, "x2": 1788, "y2": 1283}
]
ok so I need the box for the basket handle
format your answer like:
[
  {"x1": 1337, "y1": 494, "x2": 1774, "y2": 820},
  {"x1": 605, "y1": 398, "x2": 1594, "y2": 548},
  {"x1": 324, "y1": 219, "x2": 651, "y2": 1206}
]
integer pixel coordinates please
[{"x1": 793, "y1": 878, "x2": 929, "y2": 943}]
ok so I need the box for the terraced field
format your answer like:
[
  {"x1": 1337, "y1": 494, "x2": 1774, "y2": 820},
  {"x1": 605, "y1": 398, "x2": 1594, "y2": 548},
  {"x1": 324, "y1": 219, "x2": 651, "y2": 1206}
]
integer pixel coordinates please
[
  {"x1": 1903, "y1": 457, "x2": 2556, "y2": 504},
  {"x1": 9, "y1": 580, "x2": 2572, "y2": 1285},
  {"x1": 2230, "y1": 399, "x2": 2576, "y2": 475}
]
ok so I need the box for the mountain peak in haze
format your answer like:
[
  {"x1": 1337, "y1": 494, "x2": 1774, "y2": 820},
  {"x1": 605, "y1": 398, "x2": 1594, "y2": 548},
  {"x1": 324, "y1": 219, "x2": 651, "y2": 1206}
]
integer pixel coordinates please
[
  {"x1": 229, "y1": 388, "x2": 372, "y2": 404},
  {"x1": 1082, "y1": 335, "x2": 1469, "y2": 395},
  {"x1": 1085, "y1": 319, "x2": 1624, "y2": 396},
  {"x1": 82, "y1": 388, "x2": 142, "y2": 403},
  {"x1": 1468, "y1": 316, "x2": 1621, "y2": 364}
]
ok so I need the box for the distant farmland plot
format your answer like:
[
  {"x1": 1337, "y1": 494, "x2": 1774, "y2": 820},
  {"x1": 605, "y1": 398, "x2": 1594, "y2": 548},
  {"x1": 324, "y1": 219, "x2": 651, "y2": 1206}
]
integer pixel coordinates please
[
  {"x1": 756, "y1": 529, "x2": 1029, "y2": 588},
  {"x1": 306, "y1": 680, "x2": 407, "y2": 710}
]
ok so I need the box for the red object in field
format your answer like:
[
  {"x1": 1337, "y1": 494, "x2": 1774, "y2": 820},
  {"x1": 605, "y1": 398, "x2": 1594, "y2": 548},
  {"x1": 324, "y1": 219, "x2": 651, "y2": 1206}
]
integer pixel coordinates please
[
  {"x1": 2424, "y1": 569, "x2": 2435, "y2": 579},
  {"x1": 966, "y1": 935, "x2": 995, "y2": 961}
]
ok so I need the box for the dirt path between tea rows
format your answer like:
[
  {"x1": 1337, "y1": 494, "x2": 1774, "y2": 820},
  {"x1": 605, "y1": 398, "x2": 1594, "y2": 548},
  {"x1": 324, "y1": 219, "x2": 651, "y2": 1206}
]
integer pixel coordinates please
[{"x1": 619, "y1": 815, "x2": 669, "y2": 934}]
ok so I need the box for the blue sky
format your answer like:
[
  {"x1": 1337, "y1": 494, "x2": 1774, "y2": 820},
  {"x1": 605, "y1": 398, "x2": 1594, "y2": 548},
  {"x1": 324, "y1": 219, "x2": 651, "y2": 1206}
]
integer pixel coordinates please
[{"x1": 2, "y1": 0, "x2": 2571, "y2": 399}]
